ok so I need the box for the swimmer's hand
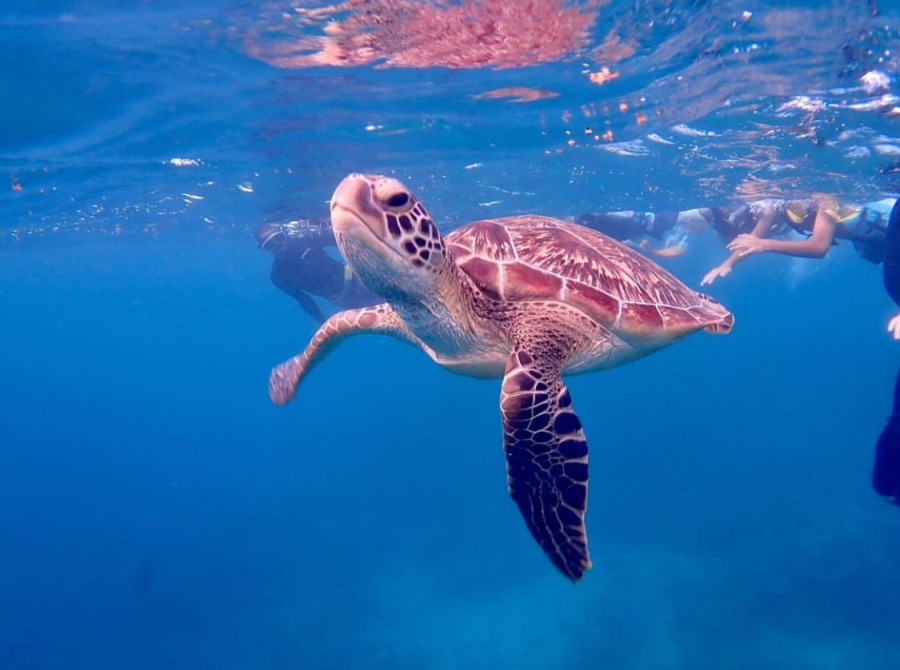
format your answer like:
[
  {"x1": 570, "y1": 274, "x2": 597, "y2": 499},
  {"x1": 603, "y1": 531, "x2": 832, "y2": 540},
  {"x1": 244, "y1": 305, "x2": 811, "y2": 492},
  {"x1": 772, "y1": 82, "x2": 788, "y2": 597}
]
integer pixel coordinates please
[
  {"x1": 701, "y1": 263, "x2": 731, "y2": 286},
  {"x1": 888, "y1": 313, "x2": 900, "y2": 340},
  {"x1": 727, "y1": 233, "x2": 768, "y2": 257}
]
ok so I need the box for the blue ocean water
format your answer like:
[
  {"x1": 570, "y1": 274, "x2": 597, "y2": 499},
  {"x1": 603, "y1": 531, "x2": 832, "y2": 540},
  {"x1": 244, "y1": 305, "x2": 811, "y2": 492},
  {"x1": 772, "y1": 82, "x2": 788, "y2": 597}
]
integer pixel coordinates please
[{"x1": 2, "y1": 1, "x2": 900, "y2": 668}]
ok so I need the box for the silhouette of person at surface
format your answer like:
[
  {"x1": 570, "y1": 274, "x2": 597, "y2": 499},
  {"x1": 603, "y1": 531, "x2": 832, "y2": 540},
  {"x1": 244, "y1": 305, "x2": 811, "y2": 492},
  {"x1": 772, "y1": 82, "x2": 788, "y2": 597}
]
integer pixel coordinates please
[
  {"x1": 256, "y1": 219, "x2": 378, "y2": 324},
  {"x1": 874, "y1": 197, "x2": 900, "y2": 506}
]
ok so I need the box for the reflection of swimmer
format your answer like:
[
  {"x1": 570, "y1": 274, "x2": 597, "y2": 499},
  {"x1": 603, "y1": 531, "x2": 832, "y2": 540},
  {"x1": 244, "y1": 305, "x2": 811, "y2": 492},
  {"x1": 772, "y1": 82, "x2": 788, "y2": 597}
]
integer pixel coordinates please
[
  {"x1": 256, "y1": 219, "x2": 379, "y2": 323},
  {"x1": 701, "y1": 197, "x2": 897, "y2": 286},
  {"x1": 874, "y1": 198, "x2": 900, "y2": 506}
]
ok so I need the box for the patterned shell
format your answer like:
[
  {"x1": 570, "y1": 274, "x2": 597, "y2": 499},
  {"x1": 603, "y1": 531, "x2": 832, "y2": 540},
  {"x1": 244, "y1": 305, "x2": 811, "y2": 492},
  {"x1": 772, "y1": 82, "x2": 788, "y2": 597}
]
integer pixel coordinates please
[{"x1": 446, "y1": 215, "x2": 733, "y2": 340}]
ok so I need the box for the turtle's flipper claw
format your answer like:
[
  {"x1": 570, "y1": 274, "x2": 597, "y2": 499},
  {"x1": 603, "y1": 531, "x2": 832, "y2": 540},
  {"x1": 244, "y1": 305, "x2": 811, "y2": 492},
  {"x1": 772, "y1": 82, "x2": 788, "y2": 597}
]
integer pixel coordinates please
[
  {"x1": 269, "y1": 355, "x2": 303, "y2": 406},
  {"x1": 268, "y1": 304, "x2": 405, "y2": 408}
]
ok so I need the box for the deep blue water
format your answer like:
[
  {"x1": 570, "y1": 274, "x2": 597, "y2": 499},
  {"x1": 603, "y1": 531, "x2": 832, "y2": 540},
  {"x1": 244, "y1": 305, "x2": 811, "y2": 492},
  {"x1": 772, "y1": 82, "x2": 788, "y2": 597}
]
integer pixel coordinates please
[{"x1": 3, "y1": 2, "x2": 900, "y2": 668}]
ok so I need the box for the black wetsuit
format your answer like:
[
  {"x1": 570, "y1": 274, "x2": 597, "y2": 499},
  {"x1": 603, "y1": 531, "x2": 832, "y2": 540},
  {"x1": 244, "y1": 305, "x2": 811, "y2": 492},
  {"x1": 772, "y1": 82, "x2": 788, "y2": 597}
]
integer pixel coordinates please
[
  {"x1": 264, "y1": 225, "x2": 379, "y2": 323},
  {"x1": 707, "y1": 205, "x2": 757, "y2": 243},
  {"x1": 874, "y1": 198, "x2": 900, "y2": 505},
  {"x1": 576, "y1": 211, "x2": 680, "y2": 241}
]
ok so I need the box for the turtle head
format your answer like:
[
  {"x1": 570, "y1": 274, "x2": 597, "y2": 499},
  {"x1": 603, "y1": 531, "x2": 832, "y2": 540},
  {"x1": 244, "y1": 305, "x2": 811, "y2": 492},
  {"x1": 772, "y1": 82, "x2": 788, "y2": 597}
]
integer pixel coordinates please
[{"x1": 330, "y1": 174, "x2": 447, "y2": 299}]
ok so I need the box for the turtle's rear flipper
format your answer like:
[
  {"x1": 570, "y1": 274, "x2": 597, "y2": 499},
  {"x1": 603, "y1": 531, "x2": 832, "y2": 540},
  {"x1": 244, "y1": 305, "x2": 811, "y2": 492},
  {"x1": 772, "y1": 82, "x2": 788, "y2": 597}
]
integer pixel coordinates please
[
  {"x1": 499, "y1": 346, "x2": 591, "y2": 582},
  {"x1": 873, "y1": 366, "x2": 900, "y2": 505}
]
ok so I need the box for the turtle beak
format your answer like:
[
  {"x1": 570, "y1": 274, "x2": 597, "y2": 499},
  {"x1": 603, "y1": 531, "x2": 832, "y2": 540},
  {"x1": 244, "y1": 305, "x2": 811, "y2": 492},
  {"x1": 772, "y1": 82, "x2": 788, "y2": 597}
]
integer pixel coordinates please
[
  {"x1": 330, "y1": 174, "x2": 398, "y2": 272},
  {"x1": 330, "y1": 174, "x2": 387, "y2": 239}
]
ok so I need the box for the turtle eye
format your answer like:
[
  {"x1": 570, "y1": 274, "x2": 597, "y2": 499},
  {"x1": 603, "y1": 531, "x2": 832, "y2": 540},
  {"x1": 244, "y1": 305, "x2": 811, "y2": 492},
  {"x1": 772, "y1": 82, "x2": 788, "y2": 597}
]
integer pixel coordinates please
[{"x1": 385, "y1": 192, "x2": 410, "y2": 209}]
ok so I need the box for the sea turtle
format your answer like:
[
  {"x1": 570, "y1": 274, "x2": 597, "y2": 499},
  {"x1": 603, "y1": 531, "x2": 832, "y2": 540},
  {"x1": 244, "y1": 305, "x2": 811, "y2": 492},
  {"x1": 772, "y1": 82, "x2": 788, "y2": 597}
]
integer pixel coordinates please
[{"x1": 270, "y1": 174, "x2": 734, "y2": 581}]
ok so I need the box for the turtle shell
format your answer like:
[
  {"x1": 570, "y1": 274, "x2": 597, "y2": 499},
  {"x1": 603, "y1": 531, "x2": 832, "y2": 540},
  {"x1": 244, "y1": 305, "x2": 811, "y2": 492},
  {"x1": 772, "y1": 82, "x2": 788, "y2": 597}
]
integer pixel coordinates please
[{"x1": 446, "y1": 215, "x2": 733, "y2": 341}]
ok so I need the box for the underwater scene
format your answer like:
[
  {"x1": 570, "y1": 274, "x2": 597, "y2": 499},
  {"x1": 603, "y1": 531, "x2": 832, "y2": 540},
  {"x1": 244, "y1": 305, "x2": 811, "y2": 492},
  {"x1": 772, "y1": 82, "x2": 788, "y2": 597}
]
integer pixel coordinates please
[{"x1": 3, "y1": 1, "x2": 900, "y2": 668}]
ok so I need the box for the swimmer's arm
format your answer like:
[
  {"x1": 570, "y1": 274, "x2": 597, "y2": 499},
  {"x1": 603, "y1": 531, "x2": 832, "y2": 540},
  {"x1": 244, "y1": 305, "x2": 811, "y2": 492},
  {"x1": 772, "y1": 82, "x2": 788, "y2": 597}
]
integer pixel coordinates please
[
  {"x1": 752, "y1": 207, "x2": 780, "y2": 238},
  {"x1": 748, "y1": 222, "x2": 834, "y2": 257},
  {"x1": 295, "y1": 292, "x2": 328, "y2": 324},
  {"x1": 700, "y1": 207, "x2": 779, "y2": 285},
  {"x1": 729, "y1": 201, "x2": 837, "y2": 259},
  {"x1": 701, "y1": 251, "x2": 740, "y2": 286}
]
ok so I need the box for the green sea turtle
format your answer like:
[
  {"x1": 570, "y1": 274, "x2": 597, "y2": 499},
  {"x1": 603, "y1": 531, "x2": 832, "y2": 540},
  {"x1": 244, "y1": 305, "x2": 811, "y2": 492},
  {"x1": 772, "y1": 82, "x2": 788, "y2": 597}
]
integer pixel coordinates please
[{"x1": 270, "y1": 173, "x2": 734, "y2": 581}]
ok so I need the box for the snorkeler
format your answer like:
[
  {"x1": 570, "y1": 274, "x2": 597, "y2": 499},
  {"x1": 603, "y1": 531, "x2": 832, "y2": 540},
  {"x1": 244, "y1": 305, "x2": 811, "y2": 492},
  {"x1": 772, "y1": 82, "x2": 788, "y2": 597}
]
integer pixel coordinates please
[
  {"x1": 873, "y1": 197, "x2": 900, "y2": 506},
  {"x1": 576, "y1": 203, "x2": 812, "y2": 261},
  {"x1": 576, "y1": 207, "x2": 743, "y2": 258},
  {"x1": 701, "y1": 197, "x2": 898, "y2": 286},
  {"x1": 576, "y1": 210, "x2": 683, "y2": 243},
  {"x1": 256, "y1": 219, "x2": 379, "y2": 323}
]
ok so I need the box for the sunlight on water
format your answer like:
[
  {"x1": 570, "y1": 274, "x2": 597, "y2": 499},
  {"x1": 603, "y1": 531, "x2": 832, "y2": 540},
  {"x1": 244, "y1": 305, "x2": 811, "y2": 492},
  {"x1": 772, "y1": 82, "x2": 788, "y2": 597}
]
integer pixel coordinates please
[{"x1": 4, "y1": 0, "x2": 899, "y2": 243}]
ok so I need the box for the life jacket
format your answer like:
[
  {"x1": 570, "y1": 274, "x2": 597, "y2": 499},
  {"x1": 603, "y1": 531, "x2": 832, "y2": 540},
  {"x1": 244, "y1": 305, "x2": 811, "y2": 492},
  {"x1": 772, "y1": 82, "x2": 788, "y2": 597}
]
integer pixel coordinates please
[{"x1": 782, "y1": 199, "x2": 891, "y2": 263}]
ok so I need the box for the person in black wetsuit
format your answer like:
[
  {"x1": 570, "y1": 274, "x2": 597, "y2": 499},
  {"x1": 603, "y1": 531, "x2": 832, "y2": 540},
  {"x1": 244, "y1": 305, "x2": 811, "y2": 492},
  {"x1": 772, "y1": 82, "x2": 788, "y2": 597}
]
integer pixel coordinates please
[
  {"x1": 873, "y1": 197, "x2": 900, "y2": 505},
  {"x1": 256, "y1": 219, "x2": 379, "y2": 323}
]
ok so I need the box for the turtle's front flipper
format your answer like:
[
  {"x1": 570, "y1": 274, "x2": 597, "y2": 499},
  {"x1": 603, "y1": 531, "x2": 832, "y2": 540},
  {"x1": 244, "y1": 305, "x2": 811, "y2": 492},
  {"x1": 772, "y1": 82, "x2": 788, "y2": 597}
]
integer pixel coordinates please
[
  {"x1": 269, "y1": 303, "x2": 407, "y2": 406},
  {"x1": 500, "y1": 346, "x2": 591, "y2": 582}
]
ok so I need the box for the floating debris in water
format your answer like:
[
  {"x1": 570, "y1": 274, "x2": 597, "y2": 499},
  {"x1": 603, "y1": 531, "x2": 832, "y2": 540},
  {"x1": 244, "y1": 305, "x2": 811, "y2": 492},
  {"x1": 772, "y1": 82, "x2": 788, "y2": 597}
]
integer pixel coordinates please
[
  {"x1": 646, "y1": 133, "x2": 675, "y2": 145},
  {"x1": 777, "y1": 96, "x2": 827, "y2": 114},
  {"x1": 672, "y1": 124, "x2": 718, "y2": 138},
  {"x1": 874, "y1": 144, "x2": 900, "y2": 156},
  {"x1": 843, "y1": 94, "x2": 900, "y2": 112},
  {"x1": 588, "y1": 67, "x2": 619, "y2": 85},
  {"x1": 861, "y1": 69, "x2": 891, "y2": 94},
  {"x1": 844, "y1": 146, "x2": 871, "y2": 159},
  {"x1": 471, "y1": 87, "x2": 559, "y2": 103},
  {"x1": 599, "y1": 139, "x2": 649, "y2": 157}
]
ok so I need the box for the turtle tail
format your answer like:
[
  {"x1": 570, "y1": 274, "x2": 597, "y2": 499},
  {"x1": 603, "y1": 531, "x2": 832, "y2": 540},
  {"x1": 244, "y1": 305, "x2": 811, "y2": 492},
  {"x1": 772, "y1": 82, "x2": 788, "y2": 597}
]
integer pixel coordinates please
[{"x1": 697, "y1": 293, "x2": 734, "y2": 335}]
